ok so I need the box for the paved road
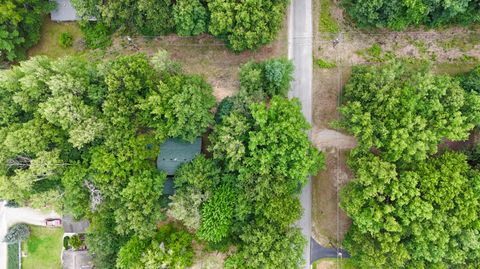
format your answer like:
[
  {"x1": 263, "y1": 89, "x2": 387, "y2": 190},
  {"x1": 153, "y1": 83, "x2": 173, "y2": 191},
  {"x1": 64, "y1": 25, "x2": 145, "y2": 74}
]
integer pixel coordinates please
[
  {"x1": 288, "y1": 0, "x2": 313, "y2": 267},
  {"x1": 0, "y1": 201, "x2": 60, "y2": 269},
  {"x1": 311, "y1": 238, "x2": 350, "y2": 261}
]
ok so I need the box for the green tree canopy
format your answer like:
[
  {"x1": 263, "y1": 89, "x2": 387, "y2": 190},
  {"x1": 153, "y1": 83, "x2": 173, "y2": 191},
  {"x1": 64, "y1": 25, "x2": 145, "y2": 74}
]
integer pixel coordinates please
[
  {"x1": 342, "y1": 0, "x2": 480, "y2": 30},
  {"x1": 339, "y1": 62, "x2": 480, "y2": 163},
  {"x1": 341, "y1": 151, "x2": 480, "y2": 268},
  {"x1": 0, "y1": 0, "x2": 54, "y2": 62}
]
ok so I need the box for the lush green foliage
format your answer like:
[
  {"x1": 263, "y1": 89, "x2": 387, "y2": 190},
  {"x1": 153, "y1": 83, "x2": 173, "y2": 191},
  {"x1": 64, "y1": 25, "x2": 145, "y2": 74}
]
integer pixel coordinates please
[
  {"x1": 79, "y1": 22, "x2": 112, "y2": 49},
  {"x1": 339, "y1": 62, "x2": 480, "y2": 163},
  {"x1": 3, "y1": 224, "x2": 29, "y2": 243},
  {"x1": 58, "y1": 32, "x2": 74, "y2": 48},
  {"x1": 117, "y1": 225, "x2": 194, "y2": 269},
  {"x1": 460, "y1": 65, "x2": 480, "y2": 93},
  {"x1": 0, "y1": 52, "x2": 215, "y2": 268},
  {"x1": 342, "y1": 151, "x2": 480, "y2": 268},
  {"x1": 63, "y1": 236, "x2": 69, "y2": 250},
  {"x1": 69, "y1": 234, "x2": 82, "y2": 250},
  {"x1": 207, "y1": 0, "x2": 289, "y2": 51},
  {"x1": 173, "y1": 0, "x2": 208, "y2": 36},
  {"x1": 169, "y1": 58, "x2": 324, "y2": 268},
  {"x1": 342, "y1": 0, "x2": 480, "y2": 30},
  {"x1": 239, "y1": 58, "x2": 294, "y2": 98},
  {"x1": 71, "y1": 0, "x2": 288, "y2": 51},
  {"x1": 0, "y1": 0, "x2": 54, "y2": 61}
]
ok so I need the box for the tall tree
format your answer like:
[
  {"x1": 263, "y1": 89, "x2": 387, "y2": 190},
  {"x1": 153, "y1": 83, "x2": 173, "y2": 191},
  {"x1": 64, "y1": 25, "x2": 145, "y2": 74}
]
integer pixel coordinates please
[{"x1": 339, "y1": 62, "x2": 480, "y2": 163}]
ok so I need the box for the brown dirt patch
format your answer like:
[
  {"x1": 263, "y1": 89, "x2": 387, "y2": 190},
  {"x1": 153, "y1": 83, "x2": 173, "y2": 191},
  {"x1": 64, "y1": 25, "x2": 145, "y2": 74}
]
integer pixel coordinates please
[{"x1": 312, "y1": 147, "x2": 353, "y2": 246}]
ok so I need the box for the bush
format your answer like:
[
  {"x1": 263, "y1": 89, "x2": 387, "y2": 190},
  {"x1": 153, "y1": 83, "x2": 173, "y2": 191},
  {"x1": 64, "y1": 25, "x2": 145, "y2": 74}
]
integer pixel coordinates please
[
  {"x1": 80, "y1": 22, "x2": 112, "y2": 49},
  {"x1": 59, "y1": 32, "x2": 74, "y2": 48},
  {"x1": 460, "y1": 65, "x2": 480, "y2": 93},
  {"x1": 5, "y1": 200, "x2": 19, "y2": 208},
  {"x1": 69, "y1": 234, "x2": 82, "y2": 250},
  {"x1": 315, "y1": 58, "x2": 337, "y2": 69},
  {"x1": 63, "y1": 236, "x2": 70, "y2": 250},
  {"x1": 3, "y1": 224, "x2": 30, "y2": 243}
]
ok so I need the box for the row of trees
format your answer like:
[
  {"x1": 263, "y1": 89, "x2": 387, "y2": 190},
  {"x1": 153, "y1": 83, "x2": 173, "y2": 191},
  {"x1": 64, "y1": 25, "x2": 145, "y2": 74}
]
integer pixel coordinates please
[
  {"x1": 0, "y1": 51, "x2": 216, "y2": 267},
  {"x1": 0, "y1": 0, "x2": 54, "y2": 62},
  {"x1": 71, "y1": 0, "x2": 289, "y2": 51},
  {"x1": 342, "y1": 0, "x2": 480, "y2": 30},
  {"x1": 339, "y1": 62, "x2": 480, "y2": 268}
]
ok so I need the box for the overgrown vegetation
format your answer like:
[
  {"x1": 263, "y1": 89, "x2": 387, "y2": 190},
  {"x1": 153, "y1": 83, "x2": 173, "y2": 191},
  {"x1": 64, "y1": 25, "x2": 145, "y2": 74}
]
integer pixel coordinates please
[
  {"x1": 342, "y1": 0, "x2": 480, "y2": 30},
  {"x1": 315, "y1": 58, "x2": 337, "y2": 69},
  {"x1": 58, "y1": 32, "x2": 74, "y2": 48},
  {"x1": 319, "y1": 0, "x2": 340, "y2": 33},
  {"x1": 70, "y1": 0, "x2": 289, "y2": 51},
  {"x1": 169, "y1": 58, "x2": 324, "y2": 268},
  {"x1": 339, "y1": 63, "x2": 480, "y2": 268},
  {"x1": 0, "y1": 0, "x2": 54, "y2": 62},
  {"x1": 0, "y1": 53, "x2": 319, "y2": 268}
]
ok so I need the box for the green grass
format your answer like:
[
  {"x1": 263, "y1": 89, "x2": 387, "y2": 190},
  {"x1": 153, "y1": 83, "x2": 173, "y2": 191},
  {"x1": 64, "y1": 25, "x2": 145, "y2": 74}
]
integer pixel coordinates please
[
  {"x1": 312, "y1": 258, "x2": 356, "y2": 269},
  {"x1": 315, "y1": 58, "x2": 337, "y2": 68},
  {"x1": 28, "y1": 18, "x2": 84, "y2": 59},
  {"x1": 21, "y1": 226, "x2": 64, "y2": 269},
  {"x1": 319, "y1": 0, "x2": 340, "y2": 34},
  {"x1": 438, "y1": 33, "x2": 480, "y2": 52},
  {"x1": 7, "y1": 243, "x2": 20, "y2": 269}
]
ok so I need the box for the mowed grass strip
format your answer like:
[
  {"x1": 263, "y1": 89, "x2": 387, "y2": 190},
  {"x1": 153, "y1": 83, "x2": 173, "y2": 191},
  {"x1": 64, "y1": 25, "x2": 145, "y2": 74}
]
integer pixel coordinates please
[{"x1": 22, "y1": 226, "x2": 63, "y2": 269}]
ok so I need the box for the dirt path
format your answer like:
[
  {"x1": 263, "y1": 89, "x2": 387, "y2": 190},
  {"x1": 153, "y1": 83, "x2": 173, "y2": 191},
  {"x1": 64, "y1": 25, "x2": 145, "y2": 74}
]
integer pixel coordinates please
[{"x1": 312, "y1": 128, "x2": 356, "y2": 150}]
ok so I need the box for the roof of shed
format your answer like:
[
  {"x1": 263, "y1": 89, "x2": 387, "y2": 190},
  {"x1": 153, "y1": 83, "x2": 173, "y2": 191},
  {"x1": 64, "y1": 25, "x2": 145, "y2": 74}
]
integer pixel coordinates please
[
  {"x1": 63, "y1": 215, "x2": 90, "y2": 234},
  {"x1": 157, "y1": 138, "x2": 202, "y2": 176},
  {"x1": 51, "y1": 0, "x2": 79, "y2": 21}
]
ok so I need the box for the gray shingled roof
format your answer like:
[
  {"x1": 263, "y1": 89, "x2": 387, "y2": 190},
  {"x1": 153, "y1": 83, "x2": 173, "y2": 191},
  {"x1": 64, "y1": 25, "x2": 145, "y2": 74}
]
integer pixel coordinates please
[
  {"x1": 51, "y1": 0, "x2": 79, "y2": 21},
  {"x1": 63, "y1": 215, "x2": 90, "y2": 233},
  {"x1": 157, "y1": 138, "x2": 202, "y2": 176}
]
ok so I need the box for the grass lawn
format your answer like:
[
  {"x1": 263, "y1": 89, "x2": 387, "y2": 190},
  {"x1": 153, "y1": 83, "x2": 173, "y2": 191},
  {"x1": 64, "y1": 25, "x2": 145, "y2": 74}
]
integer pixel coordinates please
[
  {"x1": 313, "y1": 258, "x2": 356, "y2": 269},
  {"x1": 21, "y1": 226, "x2": 64, "y2": 269},
  {"x1": 28, "y1": 18, "x2": 84, "y2": 59}
]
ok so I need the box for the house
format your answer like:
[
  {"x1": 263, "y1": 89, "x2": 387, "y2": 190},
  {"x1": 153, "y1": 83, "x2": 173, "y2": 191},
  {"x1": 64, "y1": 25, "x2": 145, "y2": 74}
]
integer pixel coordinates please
[
  {"x1": 157, "y1": 138, "x2": 202, "y2": 195},
  {"x1": 51, "y1": 0, "x2": 79, "y2": 21}
]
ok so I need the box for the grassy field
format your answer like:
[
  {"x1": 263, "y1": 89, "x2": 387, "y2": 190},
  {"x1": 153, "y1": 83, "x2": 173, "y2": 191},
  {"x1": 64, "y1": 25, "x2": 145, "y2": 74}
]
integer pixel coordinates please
[
  {"x1": 319, "y1": 0, "x2": 340, "y2": 34},
  {"x1": 28, "y1": 18, "x2": 84, "y2": 59},
  {"x1": 22, "y1": 226, "x2": 63, "y2": 269},
  {"x1": 7, "y1": 242, "x2": 20, "y2": 269},
  {"x1": 313, "y1": 258, "x2": 356, "y2": 269}
]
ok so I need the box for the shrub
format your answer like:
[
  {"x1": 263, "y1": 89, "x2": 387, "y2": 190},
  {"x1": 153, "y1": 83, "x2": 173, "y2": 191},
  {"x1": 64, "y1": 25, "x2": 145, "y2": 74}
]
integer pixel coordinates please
[
  {"x1": 59, "y1": 32, "x2": 74, "y2": 48},
  {"x1": 63, "y1": 236, "x2": 70, "y2": 250},
  {"x1": 315, "y1": 58, "x2": 337, "y2": 69},
  {"x1": 69, "y1": 234, "x2": 83, "y2": 250},
  {"x1": 3, "y1": 224, "x2": 30, "y2": 243},
  {"x1": 80, "y1": 22, "x2": 112, "y2": 49},
  {"x1": 460, "y1": 65, "x2": 480, "y2": 93}
]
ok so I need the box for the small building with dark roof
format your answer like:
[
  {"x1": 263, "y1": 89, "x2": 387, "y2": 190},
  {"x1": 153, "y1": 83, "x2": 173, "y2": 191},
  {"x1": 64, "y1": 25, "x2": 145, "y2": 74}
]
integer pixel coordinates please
[
  {"x1": 51, "y1": 0, "x2": 79, "y2": 21},
  {"x1": 62, "y1": 215, "x2": 90, "y2": 235},
  {"x1": 157, "y1": 138, "x2": 202, "y2": 195}
]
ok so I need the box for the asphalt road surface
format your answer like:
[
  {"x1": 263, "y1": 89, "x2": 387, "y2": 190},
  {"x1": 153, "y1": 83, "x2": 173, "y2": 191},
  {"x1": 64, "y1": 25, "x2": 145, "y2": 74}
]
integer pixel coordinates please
[{"x1": 288, "y1": 0, "x2": 313, "y2": 267}]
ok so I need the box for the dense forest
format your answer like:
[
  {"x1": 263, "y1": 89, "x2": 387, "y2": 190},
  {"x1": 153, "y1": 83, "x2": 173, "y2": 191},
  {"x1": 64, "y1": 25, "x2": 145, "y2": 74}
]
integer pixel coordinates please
[
  {"x1": 339, "y1": 62, "x2": 480, "y2": 268},
  {"x1": 342, "y1": 0, "x2": 480, "y2": 29},
  {"x1": 0, "y1": 52, "x2": 323, "y2": 268}
]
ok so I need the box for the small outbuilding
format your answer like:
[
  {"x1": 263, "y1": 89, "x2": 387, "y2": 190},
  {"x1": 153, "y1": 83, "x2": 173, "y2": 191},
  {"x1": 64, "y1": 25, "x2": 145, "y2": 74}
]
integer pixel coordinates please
[
  {"x1": 157, "y1": 138, "x2": 202, "y2": 195},
  {"x1": 51, "y1": 0, "x2": 79, "y2": 21}
]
